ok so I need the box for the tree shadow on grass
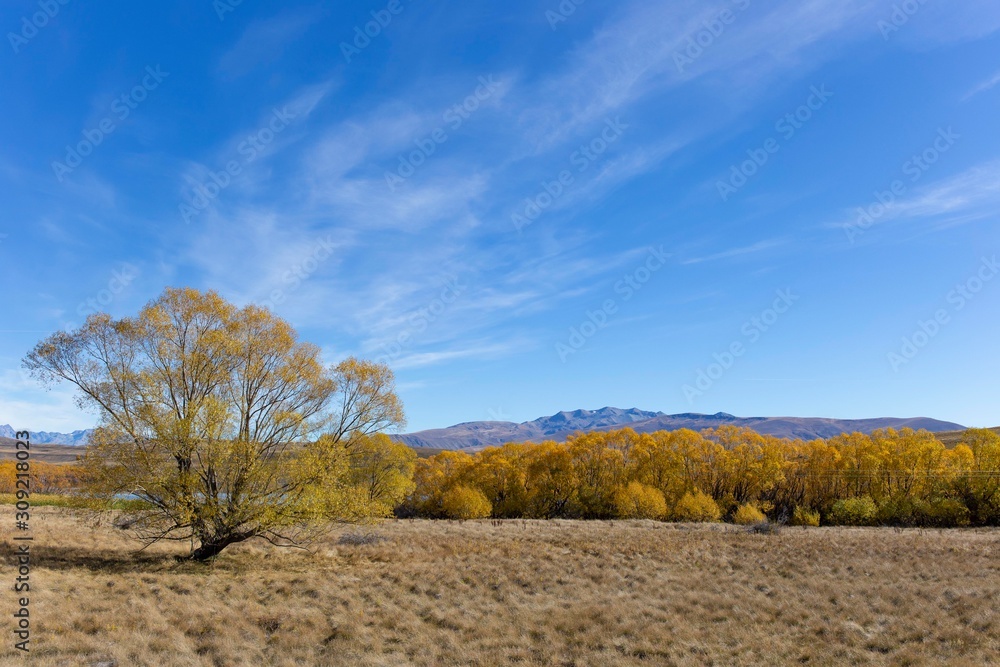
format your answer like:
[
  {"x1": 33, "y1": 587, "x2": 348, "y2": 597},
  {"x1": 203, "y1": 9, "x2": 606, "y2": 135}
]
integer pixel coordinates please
[{"x1": 0, "y1": 541, "x2": 203, "y2": 574}]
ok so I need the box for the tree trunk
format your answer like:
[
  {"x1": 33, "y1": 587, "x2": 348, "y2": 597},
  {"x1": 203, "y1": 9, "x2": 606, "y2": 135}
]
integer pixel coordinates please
[
  {"x1": 190, "y1": 539, "x2": 231, "y2": 561},
  {"x1": 189, "y1": 529, "x2": 256, "y2": 560}
]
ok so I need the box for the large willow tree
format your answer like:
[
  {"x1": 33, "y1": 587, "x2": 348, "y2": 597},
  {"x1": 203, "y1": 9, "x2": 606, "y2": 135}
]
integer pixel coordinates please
[{"x1": 24, "y1": 287, "x2": 405, "y2": 559}]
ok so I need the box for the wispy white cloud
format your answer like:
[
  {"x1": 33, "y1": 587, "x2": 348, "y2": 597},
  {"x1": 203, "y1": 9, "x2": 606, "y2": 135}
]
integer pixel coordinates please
[
  {"x1": 963, "y1": 70, "x2": 1000, "y2": 101},
  {"x1": 391, "y1": 341, "x2": 531, "y2": 370},
  {"x1": 883, "y1": 2, "x2": 1000, "y2": 47},
  {"x1": 830, "y1": 161, "x2": 1000, "y2": 238},
  {"x1": 179, "y1": 0, "x2": 1000, "y2": 373},
  {"x1": 683, "y1": 239, "x2": 787, "y2": 265},
  {"x1": 885, "y1": 163, "x2": 1000, "y2": 230},
  {"x1": 217, "y1": 9, "x2": 325, "y2": 78}
]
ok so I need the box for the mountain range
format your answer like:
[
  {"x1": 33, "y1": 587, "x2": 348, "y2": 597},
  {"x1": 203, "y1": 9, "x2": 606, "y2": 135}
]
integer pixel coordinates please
[
  {"x1": 2, "y1": 408, "x2": 967, "y2": 449},
  {"x1": 0, "y1": 424, "x2": 93, "y2": 446},
  {"x1": 390, "y1": 407, "x2": 966, "y2": 450}
]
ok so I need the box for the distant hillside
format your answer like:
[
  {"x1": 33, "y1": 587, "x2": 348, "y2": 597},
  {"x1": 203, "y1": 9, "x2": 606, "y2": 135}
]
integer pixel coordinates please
[
  {"x1": 392, "y1": 408, "x2": 660, "y2": 450},
  {"x1": 393, "y1": 407, "x2": 966, "y2": 450},
  {"x1": 934, "y1": 427, "x2": 1000, "y2": 448},
  {"x1": 0, "y1": 437, "x2": 84, "y2": 464},
  {"x1": 3, "y1": 410, "x2": 979, "y2": 459}
]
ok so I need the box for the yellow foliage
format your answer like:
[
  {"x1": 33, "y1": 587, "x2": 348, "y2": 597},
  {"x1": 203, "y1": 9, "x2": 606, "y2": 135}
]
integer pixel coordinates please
[
  {"x1": 441, "y1": 485, "x2": 492, "y2": 519},
  {"x1": 568, "y1": 433, "x2": 626, "y2": 518},
  {"x1": 829, "y1": 496, "x2": 877, "y2": 526},
  {"x1": 673, "y1": 489, "x2": 721, "y2": 522},
  {"x1": 22, "y1": 287, "x2": 406, "y2": 560},
  {"x1": 468, "y1": 445, "x2": 529, "y2": 518},
  {"x1": 406, "y1": 450, "x2": 475, "y2": 518},
  {"x1": 0, "y1": 461, "x2": 86, "y2": 494},
  {"x1": 523, "y1": 443, "x2": 577, "y2": 518},
  {"x1": 612, "y1": 482, "x2": 667, "y2": 520},
  {"x1": 347, "y1": 433, "x2": 416, "y2": 516},
  {"x1": 790, "y1": 506, "x2": 821, "y2": 527},
  {"x1": 732, "y1": 503, "x2": 766, "y2": 525}
]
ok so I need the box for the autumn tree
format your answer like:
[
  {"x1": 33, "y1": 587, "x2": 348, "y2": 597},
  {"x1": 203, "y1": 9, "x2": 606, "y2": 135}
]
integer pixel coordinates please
[
  {"x1": 569, "y1": 432, "x2": 626, "y2": 518},
  {"x1": 346, "y1": 433, "x2": 416, "y2": 516},
  {"x1": 468, "y1": 444, "x2": 530, "y2": 518},
  {"x1": 628, "y1": 431, "x2": 687, "y2": 506},
  {"x1": 612, "y1": 481, "x2": 667, "y2": 519},
  {"x1": 404, "y1": 450, "x2": 475, "y2": 517},
  {"x1": 395, "y1": 426, "x2": 1000, "y2": 527},
  {"x1": 23, "y1": 287, "x2": 405, "y2": 559},
  {"x1": 954, "y1": 428, "x2": 1000, "y2": 524},
  {"x1": 523, "y1": 442, "x2": 577, "y2": 518},
  {"x1": 673, "y1": 489, "x2": 721, "y2": 522},
  {"x1": 441, "y1": 485, "x2": 492, "y2": 519}
]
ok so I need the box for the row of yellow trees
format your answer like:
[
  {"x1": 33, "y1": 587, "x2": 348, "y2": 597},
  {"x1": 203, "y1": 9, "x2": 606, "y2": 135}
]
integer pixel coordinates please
[
  {"x1": 400, "y1": 426, "x2": 1000, "y2": 527},
  {"x1": 6, "y1": 425, "x2": 998, "y2": 528},
  {"x1": 0, "y1": 460, "x2": 87, "y2": 494}
]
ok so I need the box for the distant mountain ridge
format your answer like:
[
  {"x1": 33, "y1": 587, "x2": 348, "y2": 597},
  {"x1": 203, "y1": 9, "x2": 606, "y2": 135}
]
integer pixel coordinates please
[
  {"x1": 2, "y1": 407, "x2": 968, "y2": 450},
  {"x1": 0, "y1": 425, "x2": 92, "y2": 446},
  {"x1": 392, "y1": 407, "x2": 966, "y2": 450}
]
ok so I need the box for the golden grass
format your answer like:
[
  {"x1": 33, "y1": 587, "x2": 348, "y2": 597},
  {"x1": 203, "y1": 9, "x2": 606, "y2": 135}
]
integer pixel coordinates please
[{"x1": 1, "y1": 508, "x2": 997, "y2": 666}]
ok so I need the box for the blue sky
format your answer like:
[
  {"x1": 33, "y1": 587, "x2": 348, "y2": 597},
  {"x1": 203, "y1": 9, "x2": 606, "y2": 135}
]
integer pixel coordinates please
[{"x1": 2, "y1": 0, "x2": 999, "y2": 433}]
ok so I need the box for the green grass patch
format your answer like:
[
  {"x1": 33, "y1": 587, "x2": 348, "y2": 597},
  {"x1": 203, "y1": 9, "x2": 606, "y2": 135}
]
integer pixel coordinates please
[{"x1": 0, "y1": 493, "x2": 153, "y2": 511}]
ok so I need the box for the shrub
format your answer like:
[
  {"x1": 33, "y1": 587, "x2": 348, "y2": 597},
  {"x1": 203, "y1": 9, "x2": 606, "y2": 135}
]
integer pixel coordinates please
[
  {"x1": 963, "y1": 495, "x2": 1000, "y2": 526},
  {"x1": 790, "y1": 506, "x2": 821, "y2": 527},
  {"x1": 441, "y1": 485, "x2": 492, "y2": 520},
  {"x1": 732, "y1": 503, "x2": 766, "y2": 525},
  {"x1": 876, "y1": 497, "x2": 918, "y2": 526},
  {"x1": 914, "y1": 498, "x2": 970, "y2": 527},
  {"x1": 747, "y1": 521, "x2": 780, "y2": 535},
  {"x1": 875, "y1": 497, "x2": 971, "y2": 527},
  {"x1": 828, "y1": 496, "x2": 877, "y2": 526},
  {"x1": 673, "y1": 490, "x2": 721, "y2": 522},
  {"x1": 613, "y1": 482, "x2": 667, "y2": 520}
]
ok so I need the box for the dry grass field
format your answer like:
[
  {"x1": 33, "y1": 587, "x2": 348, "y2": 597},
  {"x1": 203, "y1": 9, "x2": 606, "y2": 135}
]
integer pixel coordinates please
[
  {"x1": 0, "y1": 439, "x2": 82, "y2": 464},
  {"x1": 1, "y1": 508, "x2": 998, "y2": 667}
]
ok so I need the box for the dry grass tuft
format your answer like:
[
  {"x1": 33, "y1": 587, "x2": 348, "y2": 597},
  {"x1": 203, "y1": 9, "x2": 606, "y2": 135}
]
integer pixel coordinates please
[
  {"x1": 1, "y1": 508, "x2": 997, "y2": 666},
  {"x1": 337, "y1": 532, "x2": 389, "y2": 547}
]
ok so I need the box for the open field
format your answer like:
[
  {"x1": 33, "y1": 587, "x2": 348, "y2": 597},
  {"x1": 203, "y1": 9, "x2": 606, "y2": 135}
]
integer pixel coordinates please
[
  {"x1": 0, "y1": 439, "x2": 82, "y2": 464},
  {"x1": 1, "y1": 508, "x2": 997, "y2": 666}
]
